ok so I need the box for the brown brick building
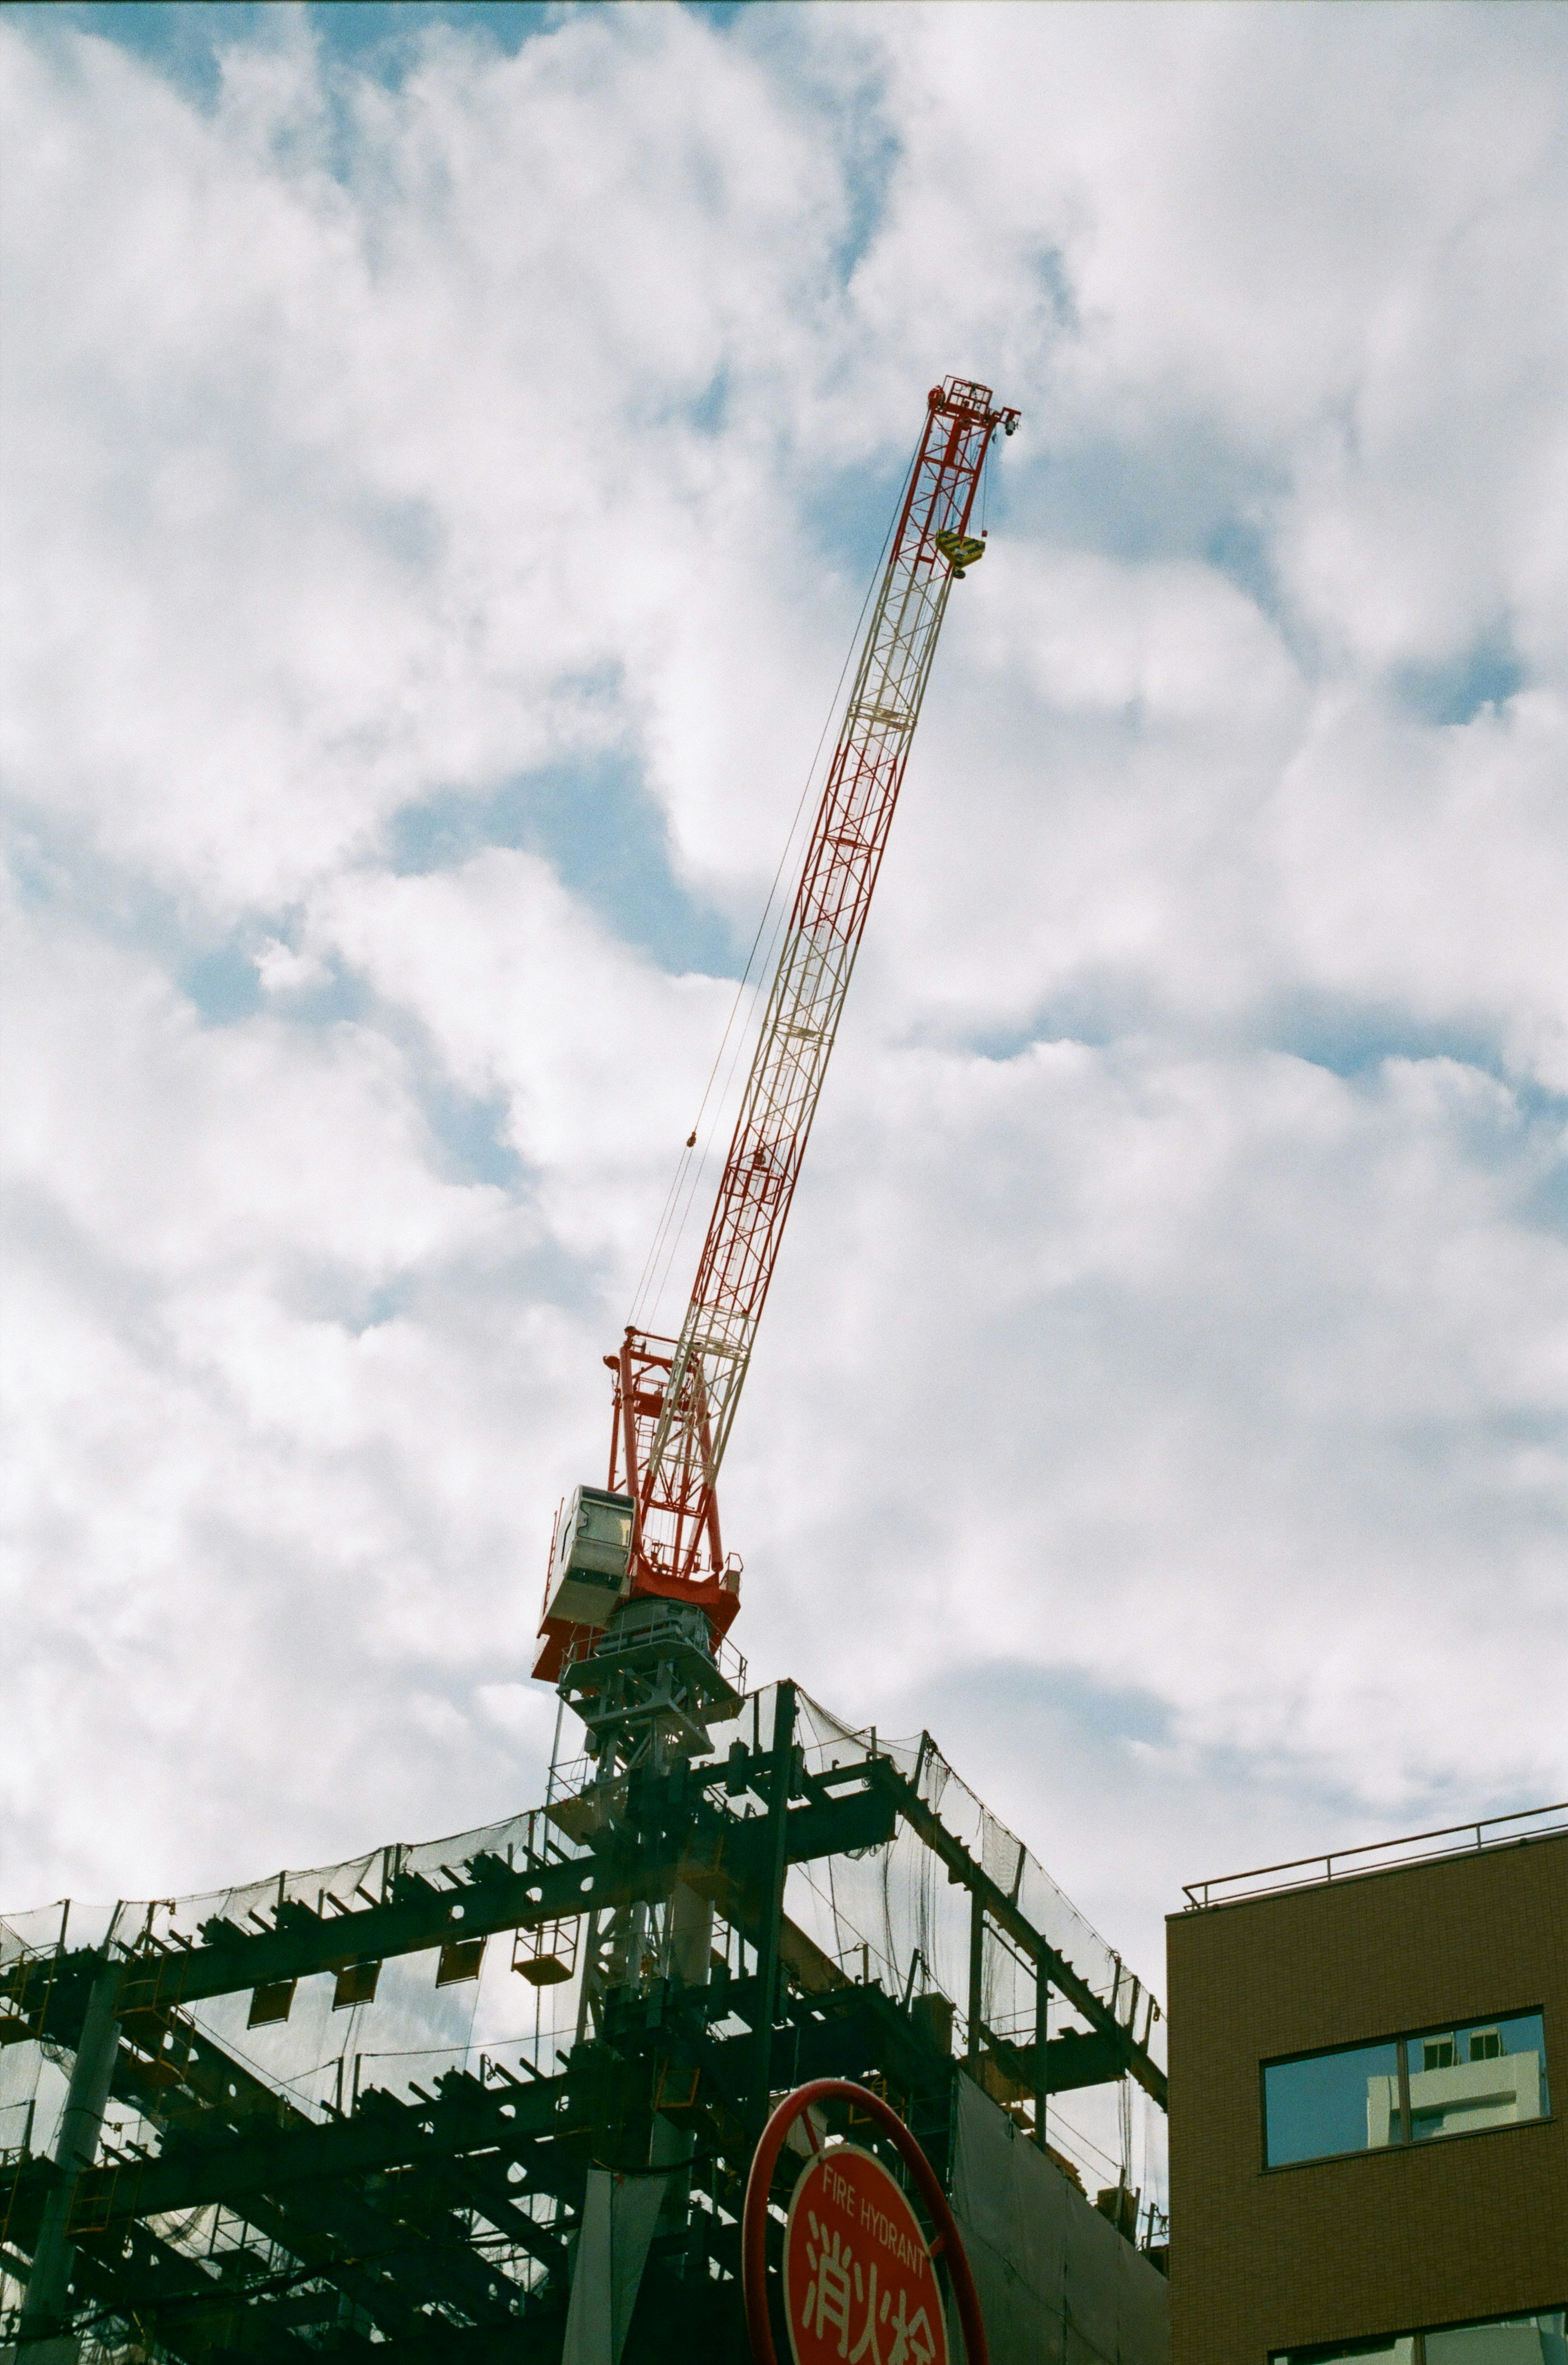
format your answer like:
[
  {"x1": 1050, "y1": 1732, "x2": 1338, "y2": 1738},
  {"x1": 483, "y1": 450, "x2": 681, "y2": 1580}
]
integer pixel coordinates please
[{"x1": 1165, "y1": 1810, "x2": 1568, "y2": 2363}]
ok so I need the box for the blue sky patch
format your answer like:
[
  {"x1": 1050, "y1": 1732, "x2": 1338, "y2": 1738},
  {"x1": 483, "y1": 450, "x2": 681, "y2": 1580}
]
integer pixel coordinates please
[
  {"x1": 1016, "y1": 421, "x2": 1287, "y2": 605},
  {"x1": 952, "y1": 1658, "x2": 1175, "y2": 1752},
  {"x1": 946, "y1": 970, "x2": 1161, "y2": 1065},
  {"x1": 31, "y1": 2, "x2": 561, "y2": 106},
  {"x1": 1265, "y1": 992, "x2": 1502, "y2": 1085},
  {"x1": 799, "y1": 441, "x2": 921, "y2": 596},
  {"x1": 1523, "y1": 1155, "x2": 1568, "y2": 1238},
  {"x1": 687, "y1": 367, "x2": 730, "y2": 440},
  {"x1": 385, "y1": 755, "x2": 742, "y2": 979},
  {"x1": 1394, "y1": 628, "x2": 1523, "y2": 726},
  {"x1": 420, "y1": 1077, "x2": 523, "y2": 1190},
  {"x1": 181, "y1": 939, "x2": 266, "y2": 1026}
]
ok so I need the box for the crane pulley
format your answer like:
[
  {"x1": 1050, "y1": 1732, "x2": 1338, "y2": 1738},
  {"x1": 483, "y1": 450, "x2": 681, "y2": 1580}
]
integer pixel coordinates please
[{"x1": 535, "y1": 375, "x2": 1018, "y2": 1683}]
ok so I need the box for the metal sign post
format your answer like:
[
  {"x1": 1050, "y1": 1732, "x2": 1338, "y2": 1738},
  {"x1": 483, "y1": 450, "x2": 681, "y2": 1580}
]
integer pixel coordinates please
[{"x1": 742, "y1": 2077, "x2": 989, "y2": 2365}]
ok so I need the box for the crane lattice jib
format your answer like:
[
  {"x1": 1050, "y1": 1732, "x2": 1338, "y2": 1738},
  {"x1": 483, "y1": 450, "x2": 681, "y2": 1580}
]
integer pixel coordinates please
[{"x1": 637, "y1": 378, "x2": 1018, "y2": 1586}]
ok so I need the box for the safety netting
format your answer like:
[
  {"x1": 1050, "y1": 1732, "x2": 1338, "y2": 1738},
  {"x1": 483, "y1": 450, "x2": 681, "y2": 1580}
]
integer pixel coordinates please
[{"x1": 0, "y1": 1678, "x2": 1167, "y2": 2343}]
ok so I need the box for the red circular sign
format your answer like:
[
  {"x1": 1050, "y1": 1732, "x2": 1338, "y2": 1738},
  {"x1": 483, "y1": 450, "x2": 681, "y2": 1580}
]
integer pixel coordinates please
[{"x1": 782, "y1": 2141, "x2": 949, "y2": 2365}]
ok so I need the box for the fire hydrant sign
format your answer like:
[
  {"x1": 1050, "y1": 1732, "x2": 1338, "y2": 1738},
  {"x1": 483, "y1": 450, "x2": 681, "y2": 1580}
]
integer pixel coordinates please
[{"x1": 783, "y1": 2142, "x2": 948, "y2": 2365}]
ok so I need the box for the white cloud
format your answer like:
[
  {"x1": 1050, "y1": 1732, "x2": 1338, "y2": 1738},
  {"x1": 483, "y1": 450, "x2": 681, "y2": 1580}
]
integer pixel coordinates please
[
  {"x1": 249, "y1": 935, "x2": 325, "y2": 996},
  {"x1": 2, "y1": 3, "x2": 1565, "y2": 1994}
]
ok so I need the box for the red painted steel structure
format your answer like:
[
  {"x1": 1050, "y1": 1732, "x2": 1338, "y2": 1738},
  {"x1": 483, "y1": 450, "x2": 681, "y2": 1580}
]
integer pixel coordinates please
[{"x1": 536, "y1": 378, "x2": 1017, "y2": 1679}]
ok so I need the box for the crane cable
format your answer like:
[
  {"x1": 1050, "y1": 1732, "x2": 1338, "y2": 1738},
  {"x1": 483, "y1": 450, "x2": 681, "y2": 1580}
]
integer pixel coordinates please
[
  {"x1": 629, "y1": 474, "x2": 909, "y2": 1329},
  {"x1": 628, "y1": 428, "x2": 924, "y2": 1333}
]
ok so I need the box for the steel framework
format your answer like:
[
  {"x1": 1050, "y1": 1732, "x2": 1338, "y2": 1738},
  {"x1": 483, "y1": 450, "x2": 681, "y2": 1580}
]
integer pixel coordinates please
[{"x1": 0, "y1": 1690, "x2": 1166, "y2": 2363}]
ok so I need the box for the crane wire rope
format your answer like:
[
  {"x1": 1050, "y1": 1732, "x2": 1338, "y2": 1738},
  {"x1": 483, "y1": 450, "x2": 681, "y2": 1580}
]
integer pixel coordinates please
[{"x1": 627, "y1": 429, "x2": 923, "y2": 1333}]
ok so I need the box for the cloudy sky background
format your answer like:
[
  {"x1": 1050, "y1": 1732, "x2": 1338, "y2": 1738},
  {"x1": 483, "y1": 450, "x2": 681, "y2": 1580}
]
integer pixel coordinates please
[{"x1": 3, "y1": 0, "x2": 1566, "y2": 2006}]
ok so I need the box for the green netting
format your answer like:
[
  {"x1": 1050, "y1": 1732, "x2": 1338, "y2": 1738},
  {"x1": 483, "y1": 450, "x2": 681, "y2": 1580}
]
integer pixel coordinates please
[{"x1": 0, "y1": 1675, "x2": 1167, "y2": 2346}]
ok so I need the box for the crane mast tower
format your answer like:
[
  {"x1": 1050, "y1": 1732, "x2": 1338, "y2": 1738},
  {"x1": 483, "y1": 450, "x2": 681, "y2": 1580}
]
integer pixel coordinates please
[{"x1": 535, "y1": 376, "x2": 1019, "y2": 1737}]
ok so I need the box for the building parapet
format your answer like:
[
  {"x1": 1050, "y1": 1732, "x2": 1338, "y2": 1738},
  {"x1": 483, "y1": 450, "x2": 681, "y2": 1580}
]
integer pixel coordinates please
[{"x1": 1182, "y1": 1799, "x2": 1568, "y2": 1909}]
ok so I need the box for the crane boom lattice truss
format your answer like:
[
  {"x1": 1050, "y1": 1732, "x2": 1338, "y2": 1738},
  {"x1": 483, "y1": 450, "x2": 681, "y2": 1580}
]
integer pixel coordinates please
[
  {"x1": 531, "y1": 376, "x2": 1018, "y2": 1681},
  {"x1": 593, "y1": 379, "x2": 1018, "y2": 1641}
]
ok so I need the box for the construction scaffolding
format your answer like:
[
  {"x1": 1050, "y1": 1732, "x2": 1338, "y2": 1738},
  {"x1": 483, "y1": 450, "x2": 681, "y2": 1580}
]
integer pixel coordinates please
[{"x1": 2, "y1": 1678, "x2": 1167, "y2": 2363}]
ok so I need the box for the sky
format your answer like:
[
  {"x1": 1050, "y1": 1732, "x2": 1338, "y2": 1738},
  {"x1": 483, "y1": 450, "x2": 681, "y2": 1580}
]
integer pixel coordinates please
[{"x1": 2, "y1": 0, "x2": 1566, "y2": 2009}]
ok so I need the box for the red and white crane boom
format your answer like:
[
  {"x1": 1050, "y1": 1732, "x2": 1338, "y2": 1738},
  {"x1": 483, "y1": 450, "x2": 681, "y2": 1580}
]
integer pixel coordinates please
[{"x1": 536, "y1": 376, "x2": 1018, "y2": 1681}]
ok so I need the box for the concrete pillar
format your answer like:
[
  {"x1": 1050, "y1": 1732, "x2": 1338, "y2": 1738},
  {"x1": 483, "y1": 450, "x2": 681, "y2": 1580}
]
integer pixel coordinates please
[{"x1": 562, "y1": 2168, "x2": 669, "y2": 2365}]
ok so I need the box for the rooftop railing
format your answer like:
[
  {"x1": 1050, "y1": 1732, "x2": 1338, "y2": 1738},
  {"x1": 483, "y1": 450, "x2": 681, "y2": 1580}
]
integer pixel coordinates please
[{"x1": 1183, "y1": 1799, "x2": 1568, "y2": 1910}]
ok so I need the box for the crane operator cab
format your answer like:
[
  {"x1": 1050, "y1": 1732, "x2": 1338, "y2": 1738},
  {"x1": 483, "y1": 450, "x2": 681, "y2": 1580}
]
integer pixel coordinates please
[{"x1": 544, "y1": 1485, "x2": 636, "y2": 1631}]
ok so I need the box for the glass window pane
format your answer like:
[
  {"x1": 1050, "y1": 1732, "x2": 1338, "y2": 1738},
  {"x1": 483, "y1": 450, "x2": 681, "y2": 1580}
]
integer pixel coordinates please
[
  {"x1": 1409, "y1": 2011, "x2": 1548, "y2": 2144},
  {"x1": 1278, "y1": 2320, "x2": 1567, "y2": 2365},
  {"x1": 1264, "y1": 2040, "x2": 1400, "y2": 2166},
  {"x1": 1274, "y1": 2341, "x2": 1415, "y2": 2363},
  {"x1": 1427, "y1": 2314, "x2": 1568, "y2": 2363}
]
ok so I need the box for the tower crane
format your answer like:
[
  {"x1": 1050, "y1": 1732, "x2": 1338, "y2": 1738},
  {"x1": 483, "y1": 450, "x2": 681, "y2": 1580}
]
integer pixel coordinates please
[{"x1": 534, "y1": 376, "x2": 1018, "y2": 1727}]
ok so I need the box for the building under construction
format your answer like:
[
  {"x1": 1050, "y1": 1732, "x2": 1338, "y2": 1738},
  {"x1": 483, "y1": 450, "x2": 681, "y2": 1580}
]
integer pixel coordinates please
[
  {"x1": 3, "y1": 381, "x2": 1172, "y2": 2361},
  {"x1": 1, "y1": 1680, "x2": 1168, "y2": 2362}
]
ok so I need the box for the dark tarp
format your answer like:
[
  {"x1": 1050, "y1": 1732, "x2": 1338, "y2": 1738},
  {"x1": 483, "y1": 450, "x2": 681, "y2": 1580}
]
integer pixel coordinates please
[{"x1": 949, "y1": 2078, "x2": 1168, "y2": 2365}]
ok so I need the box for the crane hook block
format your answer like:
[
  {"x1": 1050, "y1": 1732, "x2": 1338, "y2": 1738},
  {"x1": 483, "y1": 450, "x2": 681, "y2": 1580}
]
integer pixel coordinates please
[{"x1": 935, "y1": 530, "x2": 986, "y2": 579}]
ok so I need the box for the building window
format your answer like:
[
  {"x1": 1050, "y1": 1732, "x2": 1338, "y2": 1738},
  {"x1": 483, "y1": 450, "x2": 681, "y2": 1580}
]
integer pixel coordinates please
[
  {"x1": 1272, "y1": 2309, "x2": 1568, "y2": 2363},
  {"x1": 1263, "y1": 2011, "x2": 1548, "y2": 2168}
]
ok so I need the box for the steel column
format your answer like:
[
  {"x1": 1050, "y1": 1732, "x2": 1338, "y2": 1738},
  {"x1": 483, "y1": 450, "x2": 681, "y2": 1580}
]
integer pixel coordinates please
[
  {"x1": 17, "y1": 1954, "x2": 121, "y2": 2359},
  {"x1": 751, "y1": 1681, "x2": 797, "y2": 2131}
]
